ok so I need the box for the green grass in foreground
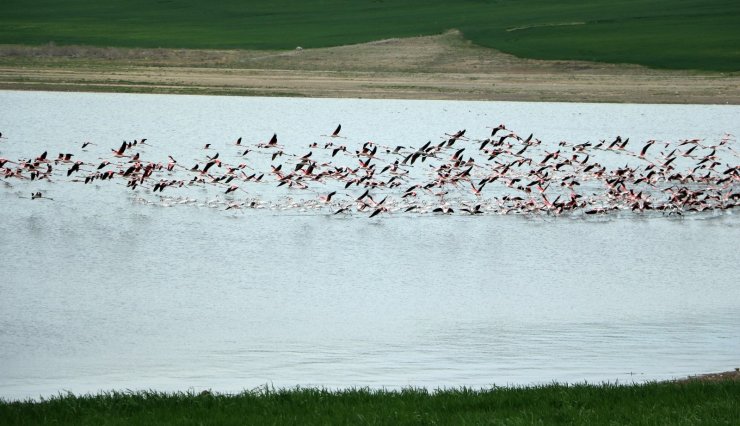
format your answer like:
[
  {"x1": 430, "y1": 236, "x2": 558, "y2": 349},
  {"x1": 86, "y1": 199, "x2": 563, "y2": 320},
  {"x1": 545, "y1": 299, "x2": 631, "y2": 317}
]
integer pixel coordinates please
[
  {"x1": 0, "y1": 0, "x2": 738, "y2": 71},
  {"x1": 1, "y1": 381, "x2": 739, "y2": 425}
]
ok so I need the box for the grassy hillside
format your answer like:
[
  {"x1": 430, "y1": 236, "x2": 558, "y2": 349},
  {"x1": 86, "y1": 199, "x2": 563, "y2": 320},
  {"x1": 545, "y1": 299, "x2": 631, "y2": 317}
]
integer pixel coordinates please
[
  {"x1": 0, "y1": 0, "x2": 738, "y2": 71},
  {"x1": 2, "y1": 381, "x2": 739, "y2": 425}
]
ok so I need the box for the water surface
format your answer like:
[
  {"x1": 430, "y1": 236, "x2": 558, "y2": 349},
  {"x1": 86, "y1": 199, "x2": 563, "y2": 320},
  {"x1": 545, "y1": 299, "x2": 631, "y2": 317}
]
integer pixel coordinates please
[{"x1": 0, "y1": 91, "x2": 738, "y2": 400}]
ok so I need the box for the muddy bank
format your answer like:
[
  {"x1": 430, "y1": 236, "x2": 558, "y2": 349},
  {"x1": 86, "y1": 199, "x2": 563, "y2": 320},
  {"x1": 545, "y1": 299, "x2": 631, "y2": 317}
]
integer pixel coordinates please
[{"x1": 1, "y1": 31, "x2": 738, "y2": 103}]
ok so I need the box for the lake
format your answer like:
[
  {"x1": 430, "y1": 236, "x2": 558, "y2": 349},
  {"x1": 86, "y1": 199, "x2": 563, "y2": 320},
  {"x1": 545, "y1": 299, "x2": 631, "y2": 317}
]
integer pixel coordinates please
[{"x1": 0, "y1": 91, "x2": 738, "y2": 400}]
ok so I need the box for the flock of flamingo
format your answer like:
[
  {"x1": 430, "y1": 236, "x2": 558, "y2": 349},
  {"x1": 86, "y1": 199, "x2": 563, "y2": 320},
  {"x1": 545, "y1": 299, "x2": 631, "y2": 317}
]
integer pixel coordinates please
[{"x1": 1, "y1": 125, "x2": 738, "y2": 217}]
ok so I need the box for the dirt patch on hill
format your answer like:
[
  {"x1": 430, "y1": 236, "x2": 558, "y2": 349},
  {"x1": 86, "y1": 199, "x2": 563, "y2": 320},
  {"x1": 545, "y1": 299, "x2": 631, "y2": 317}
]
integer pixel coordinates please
[{"x1": 1, "y1": 30, "x2": 738, "y2": 103}]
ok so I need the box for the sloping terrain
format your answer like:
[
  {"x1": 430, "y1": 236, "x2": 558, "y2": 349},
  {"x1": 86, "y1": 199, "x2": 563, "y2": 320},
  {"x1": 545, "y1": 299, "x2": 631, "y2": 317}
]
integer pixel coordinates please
[{"x1": 1, "y1": 31, "x2": 737, "y2": 103}]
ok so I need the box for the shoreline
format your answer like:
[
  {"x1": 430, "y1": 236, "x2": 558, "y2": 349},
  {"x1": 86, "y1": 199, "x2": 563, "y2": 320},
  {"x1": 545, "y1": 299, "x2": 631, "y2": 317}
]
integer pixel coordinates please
[
  {"x1": 3, "y1": 370, "x2": 738, "y2": 402},
  {"x1": 675, "y1": 369, "x2": 740, "y2": 383},
  {"x1": 2, "y1": 31, "x2": 738, "y2": 104},
  {"x1": 2, "y1": 376, "x2": 738, "y2": 424}
]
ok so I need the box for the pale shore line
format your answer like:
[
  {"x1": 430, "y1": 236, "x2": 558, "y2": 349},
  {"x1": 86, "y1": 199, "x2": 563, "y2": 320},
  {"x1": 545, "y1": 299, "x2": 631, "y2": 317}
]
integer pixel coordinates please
[
  {"x1": 674, "y1": 369, "x2": 740, "y2": 383},
  {"x1": 1, "y1": 31, "x2": 738, "y2": 104},
  {"x1": 1, "y1": 371, "x2": 737, "y2": 402}
]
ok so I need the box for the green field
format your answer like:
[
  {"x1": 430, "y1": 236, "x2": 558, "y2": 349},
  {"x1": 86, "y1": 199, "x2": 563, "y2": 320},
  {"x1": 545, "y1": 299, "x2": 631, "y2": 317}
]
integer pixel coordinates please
[
  {"x1": 0, "y1": 0, "x2": 738, "y2": 72},
  {"x1": 1, "y1": 381, "x2": 739, "y2": 425}
]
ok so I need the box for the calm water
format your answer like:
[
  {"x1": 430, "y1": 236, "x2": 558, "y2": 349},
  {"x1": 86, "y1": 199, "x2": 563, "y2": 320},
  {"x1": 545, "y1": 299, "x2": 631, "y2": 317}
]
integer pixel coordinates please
[{"x1": 1, "y1": 91, "x2": 739, "y2": 400}]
